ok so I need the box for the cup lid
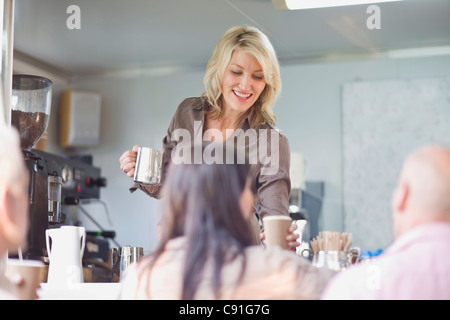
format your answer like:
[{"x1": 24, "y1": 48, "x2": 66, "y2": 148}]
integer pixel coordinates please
[{"x1": 262, "y1": 215, "x2": 292, "y2": 221}]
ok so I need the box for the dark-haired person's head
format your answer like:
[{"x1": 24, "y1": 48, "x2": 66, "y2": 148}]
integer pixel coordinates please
[
  {"x1": 153, "y1": 144, "x2": 256, "y2": 299},
  {"x1": 160, "y1": 158, "x2": 255, "y2": 245}
]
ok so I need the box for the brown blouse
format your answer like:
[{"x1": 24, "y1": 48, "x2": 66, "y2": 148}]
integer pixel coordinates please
[{"x1": 130, "y1": 97, "x2": 291, "y2": 227}]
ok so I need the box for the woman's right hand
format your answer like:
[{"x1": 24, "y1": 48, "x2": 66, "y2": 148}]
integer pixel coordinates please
[{"x1": 119, "y1": 145, "x2": 140, "y2": 178}]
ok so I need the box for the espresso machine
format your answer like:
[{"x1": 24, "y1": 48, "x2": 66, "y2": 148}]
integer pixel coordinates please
[{"x1": 10, "y1": 74, "x2": 107, "y2": 263}]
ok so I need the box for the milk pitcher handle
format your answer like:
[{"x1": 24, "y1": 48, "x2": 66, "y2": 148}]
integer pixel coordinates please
[
  {"x1": 79, "y1": 230, "x2": 86, "y2": 259},
  {"x1": 45, "y1": 229, "x2": 52, "y2": 259}
]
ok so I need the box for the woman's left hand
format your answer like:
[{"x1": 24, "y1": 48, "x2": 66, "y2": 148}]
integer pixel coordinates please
[{"x1": 286, "y1": 223, "x2": 300, "y2": 251}]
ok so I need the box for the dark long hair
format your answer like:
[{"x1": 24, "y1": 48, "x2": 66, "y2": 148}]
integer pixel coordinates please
[{"x1": 139, "y1": 143, "x2": 255, "y2": 299}]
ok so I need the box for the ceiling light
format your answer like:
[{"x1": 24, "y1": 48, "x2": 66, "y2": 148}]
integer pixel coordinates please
[
  {"x1": 386, "y1": 46, "x2": 450, "y2": 59},
  {"x1": 272, "y1": 0, "x2": 404, "y2": 10}
]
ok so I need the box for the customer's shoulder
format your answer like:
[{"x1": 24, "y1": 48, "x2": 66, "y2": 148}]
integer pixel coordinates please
[{"x1": 245, "y1": 245, "x2": 307, "y2": 267}]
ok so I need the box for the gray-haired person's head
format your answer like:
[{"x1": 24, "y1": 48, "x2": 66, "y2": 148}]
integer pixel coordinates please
[{"x1": 0, "y1": 126, "x2": 25, "y2": 196}]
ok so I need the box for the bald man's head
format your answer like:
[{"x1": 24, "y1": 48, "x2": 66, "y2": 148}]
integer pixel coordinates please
[
  {"x1": 402, "y1": 145, "x2": 450, "y2": 212},
  {"x1": 394, "y1": 145, "x2": 450, "y2": 232}
]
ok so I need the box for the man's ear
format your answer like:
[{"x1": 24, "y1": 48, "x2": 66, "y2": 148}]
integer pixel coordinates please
[
  {"x1": 393, "y1": 181, "x2": 409, "y2": 213},
  {"x1": 0, "y1": 186, "x2": 20, "y2": 229},
  {"x1": 0, "y1": 187, "x2": 11, "y2": 234}
]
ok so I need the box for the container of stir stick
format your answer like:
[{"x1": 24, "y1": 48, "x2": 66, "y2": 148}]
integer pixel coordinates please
[{"x1": 309, "y1": 231, "x2": 353, "y2": 271}]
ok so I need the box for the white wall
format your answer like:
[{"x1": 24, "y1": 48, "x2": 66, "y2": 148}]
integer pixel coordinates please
[
  {"x1": 16, "y1": 54, "x2": 450, "y2": 252},
  {"x1": 341, "y1": 77, "x2": 450, "y2": 250},
  {"x1": 277, "y1": 55, "x2": 450, "y2": 250}
]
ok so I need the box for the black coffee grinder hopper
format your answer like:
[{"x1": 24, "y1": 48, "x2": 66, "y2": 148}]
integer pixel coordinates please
[{"x1": 10, "y1": 74, "x2": 59, "y2": 261}]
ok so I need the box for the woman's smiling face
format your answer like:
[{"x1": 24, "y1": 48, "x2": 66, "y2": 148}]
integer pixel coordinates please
[{"x1": 221, "y1": 49, "x2": 266, "y2": 116}]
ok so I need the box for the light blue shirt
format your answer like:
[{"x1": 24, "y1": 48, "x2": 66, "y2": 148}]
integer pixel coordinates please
[{"x1": 321, "y1": 222, "x2": 450, "y2": 300}]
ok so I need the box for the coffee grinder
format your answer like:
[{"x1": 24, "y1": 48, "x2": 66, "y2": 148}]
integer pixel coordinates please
[
  {"x1": 10, "y1": 74, "x2": 60, "y2": 261},
  {"x1": 10, "y1": 75, "x2": 109, "y2": 271}
]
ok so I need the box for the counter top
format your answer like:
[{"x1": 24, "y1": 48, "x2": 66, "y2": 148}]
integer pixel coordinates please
[{"x1": 37, "y1": 283, "x2": 123, "y2": 300}]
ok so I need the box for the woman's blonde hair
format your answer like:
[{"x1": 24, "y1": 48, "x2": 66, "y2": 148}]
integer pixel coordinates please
[{"x1": 202, "y1": 25, "x2": 281, "y2": 128}]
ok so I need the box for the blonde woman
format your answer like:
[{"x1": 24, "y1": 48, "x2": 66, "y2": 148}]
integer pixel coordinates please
[{"x1": 119, "y1": 25, "x2": 296, "y2": 247}]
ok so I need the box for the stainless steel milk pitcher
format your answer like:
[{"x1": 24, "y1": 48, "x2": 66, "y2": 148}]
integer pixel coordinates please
[
  {"x1": 111, "y1": 246, "x2": 144, "y2": 280},
  {"x1": 133, "y1": 147, "x2": 164, "y2": 185}
]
